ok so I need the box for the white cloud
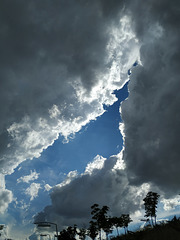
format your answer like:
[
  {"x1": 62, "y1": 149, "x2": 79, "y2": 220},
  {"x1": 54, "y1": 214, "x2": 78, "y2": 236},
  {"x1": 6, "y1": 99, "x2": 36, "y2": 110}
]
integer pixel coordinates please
[
  {"x1": 0, "y1": 189, "x2": 13, "y2": 213},
  {"x1": 26, "y1": 183, "x2": 41, "y2": 201},
  {"x1": 55, "y1": 170, "x2": 79, "y2": 189},
  {"x1": 44, "y1": 184, "x2": 52, "y2": 192},
  {"x1": 85, "y1": 155, "x2": 106, "y2": 175},
  {"x1": 49, "y1": 104, "x2": 61, "y2": 119},
  {"x1": 112, "y1": 150, "x2": 126, "y2": 171},
  {"x1": 17, "y1": 170, "x2": 39, "y2": 184},
  {"x1": 161, "y1": 196, "x2": 180, "y2": 211},
  {"x1": 0, "y1": 174, "x2": 13, "y2": 213},
  {"x1": 0, "y1": 174, "x2": 5, "y2": 189}
]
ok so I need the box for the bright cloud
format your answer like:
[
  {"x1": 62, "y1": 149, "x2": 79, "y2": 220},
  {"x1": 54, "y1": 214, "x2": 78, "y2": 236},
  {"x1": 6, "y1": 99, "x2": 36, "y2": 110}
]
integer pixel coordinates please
[
  {"x1": 0, "y1": 174, "x2": 13, "y2": 213},
  {"x1": 0, "y1": 189, "x2": 13, "y2": 213},
  {"x1": 85, "y1": 155, "x2": 106, "y2": 174},
  {"x1": 17, "y1": 170, "x2": 39, "y2": 184},
  {"x1": 44, "y1": 184, "x2": 52, "y2": 192},
  {"x1": 0, "y1": 174, "x2": 5, "y2": 189},
  {"x1": 56, "y1": 170, "x2": 79, "y2": 188},
  {"x1": 161, "y1": 196, "x2": 180, "y2": 211},
  {"x1": 25, "y1": 183, "x2": 41, "y2": 201}
]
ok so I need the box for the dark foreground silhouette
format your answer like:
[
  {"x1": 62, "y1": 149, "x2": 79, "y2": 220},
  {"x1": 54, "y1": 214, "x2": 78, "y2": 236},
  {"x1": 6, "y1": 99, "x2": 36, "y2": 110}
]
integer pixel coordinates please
[
  {"x1": 111, "y1": 216, "x2": 180, "y2": 240},
  {"x1": 35, "y1": 192, "x2": 180, "y2": 240}
]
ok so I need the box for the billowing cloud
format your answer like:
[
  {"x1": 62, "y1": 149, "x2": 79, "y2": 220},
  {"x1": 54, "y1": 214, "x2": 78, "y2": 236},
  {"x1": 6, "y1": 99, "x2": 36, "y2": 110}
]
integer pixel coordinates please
[
  {"x1": 26, "y1": 183, "x2": 41, "y2": 201},
  {"x1": 121, "y1": 0, "x2": 180, "y2": 196},
  {"x1": 34, "y1": 154, "x2": 149, "y2": 228},
  {"x1": 0, "y1": 189, "x2": 13, "y2": 213},
  {"x1": 32, "y1": 0, "x2": 180, "y2": 231},
  {"x1": 161, "y1": 196, "x2": 180, "y2": 211},
  {"x1": 0, "y1": 1, "x2": 180, "y2": 238},
  {"x1": 0, "y1": 174, "x2": 13, "y2": 213},
  {"x1": 0, "y1": 0, "x2": 140, "y2": 176},
  {"x1": 17, "y1": 170, "x2": 39, "y2": 183}
]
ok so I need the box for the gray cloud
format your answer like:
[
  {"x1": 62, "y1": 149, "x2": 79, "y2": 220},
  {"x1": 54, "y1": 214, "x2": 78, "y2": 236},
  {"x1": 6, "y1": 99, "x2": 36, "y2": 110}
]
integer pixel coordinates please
[
  {"x1": 1, "y1": 0, "x2": 179, "y2": 235},
  {"x1": 0, "y1": 189, "x2": 13, "y2": 213},
  {"x1": 0, "y1": 0, "x2": 139, "y2": 175},
  {"x1": 33, "y1": 0, "x2": 180, "y2": 230},
  {"x1": 121, "y1": 0, "x2": 180, "y2": 196},
  {"x1": 0, "y1": 174, "x2": 13, "y2": 213},
  {"x1": 34, "y1": 155, "x2": 148, "y2": 229}
]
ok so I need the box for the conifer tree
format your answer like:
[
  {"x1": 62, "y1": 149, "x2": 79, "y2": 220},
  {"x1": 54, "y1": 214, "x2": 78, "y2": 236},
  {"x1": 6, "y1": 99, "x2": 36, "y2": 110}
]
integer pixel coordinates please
[{"x1": 143, "y1": 191, "x2": 160, "y2": 226}]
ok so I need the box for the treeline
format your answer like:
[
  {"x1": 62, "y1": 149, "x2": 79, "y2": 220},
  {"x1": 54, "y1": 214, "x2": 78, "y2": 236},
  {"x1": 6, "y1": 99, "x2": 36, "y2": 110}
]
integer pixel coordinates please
[
  {"x1": 58, "y1": 204, "x2": 132, "y2": 240},
  {"x1": 112, "y1": 216, "x2": 180, "y2": 240},
  {"x1": 57, "y1": 191, "x2": 160, "y2": 240}
]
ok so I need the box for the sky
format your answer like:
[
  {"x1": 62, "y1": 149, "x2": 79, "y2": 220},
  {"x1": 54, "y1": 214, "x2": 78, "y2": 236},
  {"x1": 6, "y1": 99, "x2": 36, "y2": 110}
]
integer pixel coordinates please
[{"x1": 0, "y1": 0, "x2": 180, "y2": 239}]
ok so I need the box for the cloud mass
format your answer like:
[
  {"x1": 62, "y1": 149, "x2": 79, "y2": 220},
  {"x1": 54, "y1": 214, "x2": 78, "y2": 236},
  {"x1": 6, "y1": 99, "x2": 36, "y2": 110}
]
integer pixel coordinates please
[
  {"x1": 0, "y1": 0, "x2": 139, "y2": 175},
  {"x1": 34, "y1": 154, "x2": 148, "y2": 228},
  {"x1": 121, "y1": 0, "x2": 180, "y2": 195},
  {"x1": 34, "y1": 0, "x2": 180, "y2": 231},
  {"x1": 0, "y1": 0, "x2": 180, "y2": 239}
]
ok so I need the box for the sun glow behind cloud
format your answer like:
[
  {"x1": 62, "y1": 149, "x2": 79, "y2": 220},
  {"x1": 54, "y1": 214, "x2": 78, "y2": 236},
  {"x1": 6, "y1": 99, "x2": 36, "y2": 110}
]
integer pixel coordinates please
[
  {"x1": 0, "y1": 7, "x2": 141, "y2": 180},
  {"x1": 0, "y1": 0, "x2": 179, "y2": 239}
]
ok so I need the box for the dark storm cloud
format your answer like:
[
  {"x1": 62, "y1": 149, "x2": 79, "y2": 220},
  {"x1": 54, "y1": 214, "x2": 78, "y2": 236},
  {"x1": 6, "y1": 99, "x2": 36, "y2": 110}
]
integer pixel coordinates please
[
  {"x1": 0, "y1": 0, "x2": 139, "y2": 174},
  {"x1": 30, "y1": 0, "x2": 180, "y2": 232},
  {"x1": 121, "y1": 0, "x2": 180, "y2": 196},
  {"x1": 34, "y1": 155, "x2": 147, "y2": 228},
  {"x1": 2, "y1": 0, "x2": 179, "y2": 232},
  {"x1": 0, "y1": 0, "x2": 107, "y2": 129}
]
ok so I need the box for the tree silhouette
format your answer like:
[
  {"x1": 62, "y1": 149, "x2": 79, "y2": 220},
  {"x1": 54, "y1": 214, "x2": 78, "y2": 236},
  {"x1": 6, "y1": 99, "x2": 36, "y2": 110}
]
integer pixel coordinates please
[
  {"x1": 91, "y1": 204, "x2": 110, "y2": 240},
  {"x1": 102, "y1": 217, "x2": 113, "y2": 240},
  {"x1": 58, "y1": 225, "x2": 77, "y2": 240},
  {"x1": 143, "y1": 191, "x2": 160, "y2": 226},
  {"x1": 77, "y1": 227, "x2": 87, "y2": 240},
  {"x1": 88, "y1": 221, "x2": 98, "y2": 240},
  {"x1": 111, "y1": 216, "x2": 123, "y2": 236},
  {"x1": 120, "y1": 214, "x2": 132, "y2": 234}
]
